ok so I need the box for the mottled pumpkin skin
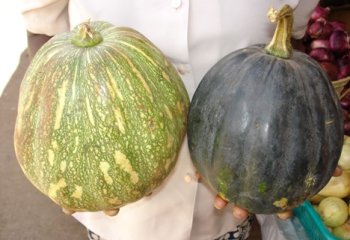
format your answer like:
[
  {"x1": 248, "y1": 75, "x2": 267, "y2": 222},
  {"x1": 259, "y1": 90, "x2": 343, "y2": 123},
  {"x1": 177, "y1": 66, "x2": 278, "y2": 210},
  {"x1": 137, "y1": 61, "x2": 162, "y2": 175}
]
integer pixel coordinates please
[
  {"x1": 14, "y1": 21, "x2": 189, "y2": 211},
  {"x1": 188, "y1": 45, "x2": 343, "y2": 214}
]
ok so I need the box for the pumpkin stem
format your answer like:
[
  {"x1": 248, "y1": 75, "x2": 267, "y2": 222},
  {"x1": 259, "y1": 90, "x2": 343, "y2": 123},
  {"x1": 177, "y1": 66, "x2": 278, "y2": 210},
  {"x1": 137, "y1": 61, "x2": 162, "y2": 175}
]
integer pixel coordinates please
[
  {"x1": 71, "y1": 21, "x2": 103, "y2": 47},
  {"x1": 265, "y1": 5, "x2": 293, "y2": 59}
]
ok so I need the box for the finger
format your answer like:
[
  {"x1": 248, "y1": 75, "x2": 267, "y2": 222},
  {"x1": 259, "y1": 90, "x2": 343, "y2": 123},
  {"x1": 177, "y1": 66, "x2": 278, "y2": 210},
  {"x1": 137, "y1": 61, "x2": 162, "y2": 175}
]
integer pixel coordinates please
[
  {"x1": 333, "y1": 165, "x2": 342, "y2": 177},
  {"x1": 103, "y1": 208, "x2": 120, "y2": 216},
  {"x1": 62, "y1": 208, "x2": 76, "y2": 215},
  {"x1": 276, "y1": 209, "x2": 292, "y2": 220},
  {"x1": 214, "y1": 195, "x2": 228, "y2": 210},
  {"x1": 232, "y1": 206, "x2": 249, "y2": 220}
]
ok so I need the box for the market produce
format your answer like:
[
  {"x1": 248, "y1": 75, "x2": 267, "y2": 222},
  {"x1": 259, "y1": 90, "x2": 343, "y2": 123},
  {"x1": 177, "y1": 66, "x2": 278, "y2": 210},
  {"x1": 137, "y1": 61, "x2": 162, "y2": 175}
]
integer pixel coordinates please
[
  {"x1": 295, "y1": 4, "x2": 350, "y2": 239},
  {"x1": 338, "y1": 136, "x2": 350, "y2": 170},
  {"x1": 303, "y1": 4, "x2": 350, "y2": 136},
  {"x1": 318, "y1": 171, "x2": 350, "y2": 198},
  {"x1": 187, "y1": 5, "x2": 343, "y2": 214},
  {"x1": 304, "y1": 5, "x2": 350, "y2": 81},
  {"x1": 14, "y1": 21, "x2": 189, "y2": 213},
  {"x1": 318, "y1": 197, "x2": 349, "y2": 228},
  {"x1": 333, "y1": 219, "x2": 350, "y2": 240}
]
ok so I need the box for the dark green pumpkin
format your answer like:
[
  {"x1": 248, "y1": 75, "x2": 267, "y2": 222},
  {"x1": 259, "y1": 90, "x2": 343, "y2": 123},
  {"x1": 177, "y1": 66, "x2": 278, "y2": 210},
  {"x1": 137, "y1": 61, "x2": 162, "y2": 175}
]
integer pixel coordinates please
[
  {"x1": 14, "y1": 21, "x2": 189, "y2": 212},
  {"x1": 187, "y1": 5, "x2": 344, "y2": 214}
]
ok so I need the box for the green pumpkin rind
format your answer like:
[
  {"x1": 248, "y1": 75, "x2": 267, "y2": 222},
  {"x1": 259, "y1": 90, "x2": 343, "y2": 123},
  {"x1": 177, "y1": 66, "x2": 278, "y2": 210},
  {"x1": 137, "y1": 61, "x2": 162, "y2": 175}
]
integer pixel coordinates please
[
  {"x1": 187, "y1": 6, "x2": 344, "y2": 214},
  {"x1": 14, "y1": 21, "x2": 189, "y2": 211}
]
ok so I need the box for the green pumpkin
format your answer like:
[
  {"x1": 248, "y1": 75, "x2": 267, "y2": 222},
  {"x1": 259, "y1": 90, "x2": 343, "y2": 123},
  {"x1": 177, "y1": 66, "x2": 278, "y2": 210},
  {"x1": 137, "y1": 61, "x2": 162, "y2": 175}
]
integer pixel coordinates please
[
  {"x1": 187, "y1": 5, "x2": 344, "y2": 214},
  {"x1": 14, "y1": 21, "x2": 189, "y2": 212}
]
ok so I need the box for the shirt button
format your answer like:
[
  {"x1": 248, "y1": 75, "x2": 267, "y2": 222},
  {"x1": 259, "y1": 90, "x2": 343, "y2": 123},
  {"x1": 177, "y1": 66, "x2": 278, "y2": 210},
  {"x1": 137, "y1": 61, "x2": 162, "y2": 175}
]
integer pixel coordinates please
[
  {"x1": 184, "y1": 173, "x2": 192, "y2": 183},
  {"x1": 171, "y1": 0, "x2": 182, "y2": 9}
]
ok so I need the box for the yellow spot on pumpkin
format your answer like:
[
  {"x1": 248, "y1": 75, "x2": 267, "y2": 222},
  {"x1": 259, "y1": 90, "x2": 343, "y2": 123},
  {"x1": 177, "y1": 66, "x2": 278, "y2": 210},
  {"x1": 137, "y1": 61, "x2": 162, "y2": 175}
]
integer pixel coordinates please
[
  {"x1": 114, "y1": 151, "x2": 139, "y2": 184},
  {"x1": 86, "y1": 97, "x2": 95, "y2": 126},
  {"x1": 273, "y1": 197, "x2": 288, "y2": 209},
  {"x1": 177, "y1": 101, "x2": 186, "y2": 114},
  {"x1": 54, "y1": 80, "x2": 69, "y2": 130},
  {"x1": 167, "y1": 135, "x2": 174, "y2": 148},
  {"x1": 99, "y1": 161, "x2": 113, "y2": 185},
  {"x1": 126, "y1": 62, "x2": 152, "y2": 97},
  {"x1": 108, "y1": 198, "x2": 122, "y2": 205},
  {"x1": 73, "y1": 136, "x2": 79, "y2": 153},
  {"x1": 305, "y1": 172, "x2": 317, "y2": 189},
  {"x1": 48, "y1": 178, "x2": 67, "y2": 199},
  {"x1": 22, "y1": 91, "x2": 35, "y2": 118},
  {"x1": 162, "y1": 71, "x2": 170, "y2": 81},
  {"x1": 71, "y1": 72, "x2": 76, "y2": 100},
  {"x1": 52, "y1": 140, "x2": 58, "y2": 149},
  {"x1": 105, "y1": 45, "x2": 153, "y2": 100},
  {"x1": 60, "y1": 161, "x2": 67, "y2": 172},
  {"x1": 164, "y1": 105, "x2": 173, "y2": 120},
  {"x1": 71, "y1": 185, "x2": 83, "y2": 199},
  {"x1": 114, "y1": 107, "x2": 125, "y2": 134},
  {"x1": 107, "y1": 70, "x2": 124, "y2": 101},
  {"x1": 119, "y1": 40, "x2": 158, "y2": 67},
  {"x1": 48, "y1": 149, "x2": 54, "y2": 166}
]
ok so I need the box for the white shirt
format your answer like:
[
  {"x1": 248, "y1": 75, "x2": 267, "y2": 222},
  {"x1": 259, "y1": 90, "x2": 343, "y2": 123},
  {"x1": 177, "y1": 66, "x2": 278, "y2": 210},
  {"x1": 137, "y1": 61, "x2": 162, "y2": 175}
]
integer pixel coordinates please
[{"x1": 19, "y1": 1, "x2": 319, "y2": 239}]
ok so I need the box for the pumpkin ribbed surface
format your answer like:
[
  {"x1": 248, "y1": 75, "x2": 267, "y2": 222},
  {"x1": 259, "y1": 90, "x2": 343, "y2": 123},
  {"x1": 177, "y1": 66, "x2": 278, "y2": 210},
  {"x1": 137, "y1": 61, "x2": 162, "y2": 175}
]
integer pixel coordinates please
[
  {"x1": 188, "y1": 45, "x2": 344, "y2": 214},
  {"x1": 187, "y1": 5, "x2": 344, "y2": 214},
  {"x1": 14, "y1": 21, "x2": 189, "y2": 211}
]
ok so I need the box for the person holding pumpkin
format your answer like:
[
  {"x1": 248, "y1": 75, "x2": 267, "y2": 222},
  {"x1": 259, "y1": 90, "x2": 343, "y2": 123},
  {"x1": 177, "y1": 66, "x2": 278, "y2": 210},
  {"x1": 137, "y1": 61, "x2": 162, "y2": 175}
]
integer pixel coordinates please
[{"x1": 18, "y1": 0, "x2": 342, "y2": 239}]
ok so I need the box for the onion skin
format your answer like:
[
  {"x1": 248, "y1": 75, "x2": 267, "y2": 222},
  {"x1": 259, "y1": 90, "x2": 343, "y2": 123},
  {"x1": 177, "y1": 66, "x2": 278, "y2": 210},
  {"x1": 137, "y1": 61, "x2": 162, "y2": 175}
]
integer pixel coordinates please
[
  {"x1": 337, "y1": 56, "x2": 350, "y2": 79},
  {"x1": 341, "y1": 97, "x2": 350, "y2": 111},
  {"x1": 318, "y1": 171, "x2": 350, "y2": 198},
  {"x1": 330, "y1": 21, "x2": 347, "y2": 32},
  {"x1": 307, "y1": 19, "x2": 333, "y2": 39},
  {"x1": 319, "y1": 61, "x2": 339, "y2": 81},
  {"x1": 333, "y1": 219, "x2": 350, "y2": 240},
  {"x1": 329, "y1": 30, "x2": 350, "y2": 53},
  {"x1": 318, "y1": 197, "x2": 349, "y2": 228},
  {"x1": 311, "y1": 39, "x2": 330, "y2": 49},
  {"x1": 304, "y1": 5, "x2": 350, "y2": 83},
  {"x1": 310, "y1": 5, "x2": 330, "y2": 22},
  {"x1": 337, "y1": 136, "x2": 350, "y2": 170},
  {"x1": 309, "y1": 48, "x2": 335, "y2": 62}
]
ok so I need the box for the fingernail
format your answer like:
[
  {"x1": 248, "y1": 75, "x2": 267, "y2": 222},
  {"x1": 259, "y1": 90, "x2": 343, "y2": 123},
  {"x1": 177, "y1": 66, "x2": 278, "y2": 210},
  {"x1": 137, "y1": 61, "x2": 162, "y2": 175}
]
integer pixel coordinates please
[
  {"x1": 276, "y1": 210, "x2": 292, "y2": 220},
  {"x1": 214, "y1": 198, "x2": 226, "y2": 209},
  {"x1": 233, "y1": 206, "x2": 249, "y2": 219}
]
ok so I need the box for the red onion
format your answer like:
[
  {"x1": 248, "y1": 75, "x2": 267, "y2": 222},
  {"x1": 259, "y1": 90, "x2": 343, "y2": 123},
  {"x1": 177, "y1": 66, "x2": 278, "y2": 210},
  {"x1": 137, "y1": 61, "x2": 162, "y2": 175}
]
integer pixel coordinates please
[
  {"x1": 310, "y1": 5, "x2": 330, "y2": 22},
  {"x1": 337, "y1": 55, "x2": 350, "y2": 79},
  {"x1": 329, "y1": 30, "x2": 350, "y2": 53},
  {"x1": 319, "y1": 61, "x2": 339, "y2": 81},
  {"x1": 329, "y1": 21, "x2": 347, "y2": 31},
  {"x1": 341, "y1": 95, "x2": 350, "y2": 111},
  {"x1": 307, "y1": 18, "x2": 332, "y2": 39},
  {"x1": 309, "y1": 48, "x2": 335, "y2": 62},
  {"x1": 342, "y1": 109, "x2": 350, "y2": 122},
  {"x1": 310, "y1": 39, "x2": 330, "y2": 49}
]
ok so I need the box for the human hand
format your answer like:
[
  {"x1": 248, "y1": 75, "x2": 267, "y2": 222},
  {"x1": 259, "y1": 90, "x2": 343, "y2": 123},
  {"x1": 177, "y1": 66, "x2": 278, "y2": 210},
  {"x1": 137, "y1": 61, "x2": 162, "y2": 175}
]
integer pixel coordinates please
[
  {"x1": 214, "y1": 196, "x2": 250, "y2": 220},
  {"x1": 212, "y1": 165, "x2": 343, "y2": 220}
]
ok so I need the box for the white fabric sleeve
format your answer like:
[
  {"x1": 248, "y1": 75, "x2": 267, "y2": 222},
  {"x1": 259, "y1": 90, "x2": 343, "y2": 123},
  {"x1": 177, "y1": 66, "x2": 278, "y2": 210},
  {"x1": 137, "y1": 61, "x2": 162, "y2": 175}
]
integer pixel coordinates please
[
  {"x1": 19, "y1": 0, "x2": 70, "y2": 36},
  {"x1": 292, "y1": 0, "x2": 319, "y2": 39}
]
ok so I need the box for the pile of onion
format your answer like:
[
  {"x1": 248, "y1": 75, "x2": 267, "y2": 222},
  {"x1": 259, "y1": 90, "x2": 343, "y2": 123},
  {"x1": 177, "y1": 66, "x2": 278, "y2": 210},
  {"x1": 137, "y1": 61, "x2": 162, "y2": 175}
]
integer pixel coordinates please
[
  {"x1": 313, "y1": 196, "x2": 350, "y2": 239},
  {"x1": 305, "y1": 5, "x2": 350, "y2": 239},
  {"x1": 311, "y1": 138, "x2": 350, "y2": 239},
  {"x1": 303, "y1": 4, "x2": 350, "y2": 135}
]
